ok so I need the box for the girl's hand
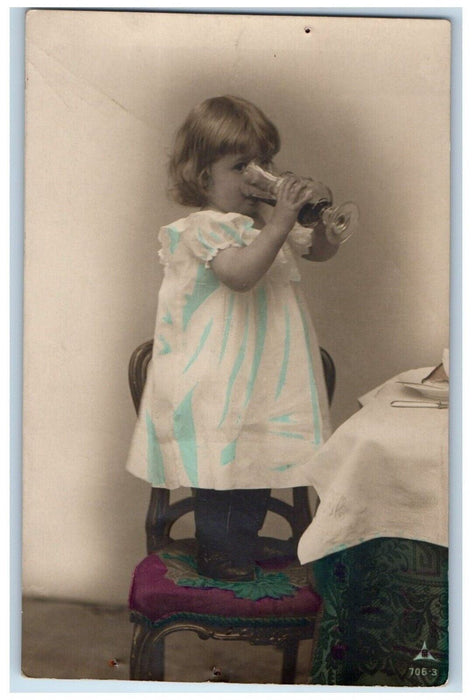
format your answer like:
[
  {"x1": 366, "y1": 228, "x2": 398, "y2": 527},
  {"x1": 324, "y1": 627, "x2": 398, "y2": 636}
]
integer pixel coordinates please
[
  {"x1": 269, "y1": 175, "x2": 314, "y2": 233},
  {"x1": 211, "y1": 176, "x2": 316, "y2": 292}
]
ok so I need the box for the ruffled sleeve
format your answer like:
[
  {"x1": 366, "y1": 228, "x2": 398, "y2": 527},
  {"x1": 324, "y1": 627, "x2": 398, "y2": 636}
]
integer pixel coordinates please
[
  {"x1": 159, "y1": 211, "x2": 256, "y2": 268},
  {"x1": 286, "y1": 222, "x2": 313, "y2": 257}
]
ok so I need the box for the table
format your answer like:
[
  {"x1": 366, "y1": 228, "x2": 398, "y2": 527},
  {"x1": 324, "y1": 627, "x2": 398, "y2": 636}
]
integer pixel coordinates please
[
  {"x1": 297, "y1": 368, "x2": 449, "y2": 687},
  {"x1": 298, "y1": 368, "x2": 448, "y2": 565}
]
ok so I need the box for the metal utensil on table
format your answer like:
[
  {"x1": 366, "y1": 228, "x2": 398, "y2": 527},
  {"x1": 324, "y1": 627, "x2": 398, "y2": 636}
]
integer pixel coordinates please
[{"x1": 390, "y1": 400, "x2": 449, "y2": 409}]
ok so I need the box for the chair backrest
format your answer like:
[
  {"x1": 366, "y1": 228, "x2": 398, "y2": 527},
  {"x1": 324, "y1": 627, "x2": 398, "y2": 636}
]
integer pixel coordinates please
[{"x1": 129, "y1": 340, "x2": 335, "y2": 553}]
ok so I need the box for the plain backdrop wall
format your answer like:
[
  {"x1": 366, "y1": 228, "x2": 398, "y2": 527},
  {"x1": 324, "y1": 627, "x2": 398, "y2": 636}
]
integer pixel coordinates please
[{"x1": 23, "y1": 11, "x2": 450, "y2": 604}]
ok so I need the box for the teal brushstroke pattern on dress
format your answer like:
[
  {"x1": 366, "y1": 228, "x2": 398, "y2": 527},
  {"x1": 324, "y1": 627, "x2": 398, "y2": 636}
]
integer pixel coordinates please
[
  {"x1": 173, "y1": 386, "x2": 199, "y2": 487},
  {"x1": 162, "y1": 309, "x2": 173, "y2": 325},
  {"x1": 146, "y1": 412, "x2": 166, "y2": 485},
  {"x1": 197, "y1": 228, "x2": 217, "y2": 256},
  {"x1": 268, "y1": 430, "x2": 306, "y2": 440},
  {"x1": 219, "y1": 302, "x2": 250, "y2": 427},
  {"x1": 295, "y1": 295, "x2": 322, "y2": 444},
  {"x1": 208, "y1": 230, "x2": 223, "y2": 244},
  {"x1": 165, "y1": 226, "x2": 181, "y2": 254},
  {"x1": 270, "y1": 464, "x2": 295, "y2": 472},
  {"x1": 275, "y1": 304, "x2": 291, "y2": 399},
  {"x1": 184, "y1": 318, "x2": 213, "y2": 373},
  {"x1": 157, "y1": 334, "x2": 171, "y2": 355},
  {"x1": 183, "y1": 264, "x2": 220, "y2": 330},
  {"x1": 219, "y1": 293, "x2": 235, "y2": 364},
  {"x1": 220, "y1": 440, "x2": 237, "y2": 466},
  {"x1": 244, "y1": 286, "x2": 268, "y2": 406},
  {"x1": 218, "y1": 222, "x2": 246, "y2": 246},
  {"x1": 269, "y1": 413, "x2": 295, "y2": 424}
]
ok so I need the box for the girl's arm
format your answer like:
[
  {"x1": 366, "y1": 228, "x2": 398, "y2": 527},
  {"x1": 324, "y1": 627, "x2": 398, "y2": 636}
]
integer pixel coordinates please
[{"x1": 211, "y1": 177, "x2": 315, "y2": 292}]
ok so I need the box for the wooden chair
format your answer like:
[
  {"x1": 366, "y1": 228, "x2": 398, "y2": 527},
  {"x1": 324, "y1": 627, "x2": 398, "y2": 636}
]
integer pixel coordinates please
[{"x1": 128, "y1": 340, "x2": 335, "y2": 684}]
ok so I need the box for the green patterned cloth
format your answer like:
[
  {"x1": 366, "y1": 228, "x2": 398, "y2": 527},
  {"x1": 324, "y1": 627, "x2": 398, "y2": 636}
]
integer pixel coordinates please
[{"x1": 309, "y1": 538, "x2": 448, "y2": 687}]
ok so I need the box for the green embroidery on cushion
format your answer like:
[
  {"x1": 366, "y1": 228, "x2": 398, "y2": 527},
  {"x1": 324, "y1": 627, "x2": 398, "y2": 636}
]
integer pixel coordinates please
[
  {"x1": 220, "y1": 439, "x2": 237, "y2": 466},
  {"x1": 161, "y1": 552, "x2": 296, "y2": 600},
  {"x1": 157, "y1": 334, "x2": 171, "y2": 355},
  {"x1": 271, "y1": 464, "x2": 295, "y2": 472},
  {"x1": 183, "y1": 318, "x2": 213, "y2": 373},
  {"x1": 219, "y1": 293, "x2": 235, "y2": 364},
  {"x1": 166, "y1": 226, "x2": 181, "y2": 254},
  {"x1": 177, "y1": 570, "x2": 296, "y2": 600},
  {"x1": 146, "y1": 412, "x2": 166, "y2": 485},
  {"x1": 275, "y1": 304, "x2": 291, "y2": 399},
  {"x1": 219, "y1": 302, "x2": 250, "y2": 427},
  {"x1": 173, "y1": 386, "x2": 199, "y2": 487},
  {"x1": 183, "y1": 264, "x2": 220, "y2": 330},
  {"x1": 244, "y1": 286, "x2": 267, "y2": 407}
]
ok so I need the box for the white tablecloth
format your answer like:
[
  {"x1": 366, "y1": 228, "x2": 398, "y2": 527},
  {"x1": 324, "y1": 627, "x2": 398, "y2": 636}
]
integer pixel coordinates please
[{"x1": 298, "y1": 368, "x2": 449, "y2": 564}]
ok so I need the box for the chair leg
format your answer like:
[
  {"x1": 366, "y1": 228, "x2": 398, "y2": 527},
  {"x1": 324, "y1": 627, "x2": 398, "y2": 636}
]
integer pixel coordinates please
[
  {"x1": 146, "y1": 638, "x2": 165, "y2": 681},
  {"x1": 281, "y1": 641, "x2": 298, "y2": 684},
  {"x1": 130, "y1": 624, "x2": 165, "y2": 681}
]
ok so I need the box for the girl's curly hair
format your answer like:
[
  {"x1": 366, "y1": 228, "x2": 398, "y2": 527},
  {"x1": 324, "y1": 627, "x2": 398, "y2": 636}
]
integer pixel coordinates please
[{"x1": 168, "y1": 95, "x2": 280, "y2": 207}]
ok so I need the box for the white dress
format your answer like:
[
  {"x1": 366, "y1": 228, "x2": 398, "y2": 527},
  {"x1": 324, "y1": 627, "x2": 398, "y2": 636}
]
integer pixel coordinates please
[{"x1": 126, "y1": 210, "x2": 331, "y2": 490}]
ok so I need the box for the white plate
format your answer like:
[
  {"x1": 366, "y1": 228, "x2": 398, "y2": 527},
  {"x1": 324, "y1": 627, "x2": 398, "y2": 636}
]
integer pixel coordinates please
[{"x1": 397, "y1": 381, "x2": 449, "y2": 400}]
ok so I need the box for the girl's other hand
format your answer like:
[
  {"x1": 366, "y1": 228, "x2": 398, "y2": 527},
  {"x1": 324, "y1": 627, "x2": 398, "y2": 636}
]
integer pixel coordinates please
[{"x1": 269, "y1": 175, "x2": 314, "y2": 233}]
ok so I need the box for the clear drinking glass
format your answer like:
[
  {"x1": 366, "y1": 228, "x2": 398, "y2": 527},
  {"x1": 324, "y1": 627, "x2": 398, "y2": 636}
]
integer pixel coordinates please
[{"x1": 241, "y1": 162, "x2": 359, "y2": 245}]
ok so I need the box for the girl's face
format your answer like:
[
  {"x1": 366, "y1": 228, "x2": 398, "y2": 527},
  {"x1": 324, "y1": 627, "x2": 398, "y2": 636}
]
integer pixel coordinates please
[{"x1": 204, "y1": 152, "x2": 266, "y2": 218}]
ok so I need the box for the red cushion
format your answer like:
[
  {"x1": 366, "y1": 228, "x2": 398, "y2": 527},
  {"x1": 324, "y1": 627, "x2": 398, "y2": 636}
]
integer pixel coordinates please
[{"x1": 129, "y1": 541, "x2": 321, "y2": 622}]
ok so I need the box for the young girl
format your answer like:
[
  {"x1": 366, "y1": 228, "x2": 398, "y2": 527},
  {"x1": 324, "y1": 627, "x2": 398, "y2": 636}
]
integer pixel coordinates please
[{"x1": 126, "y1": 96, "x2": 339, "y2": 581}]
